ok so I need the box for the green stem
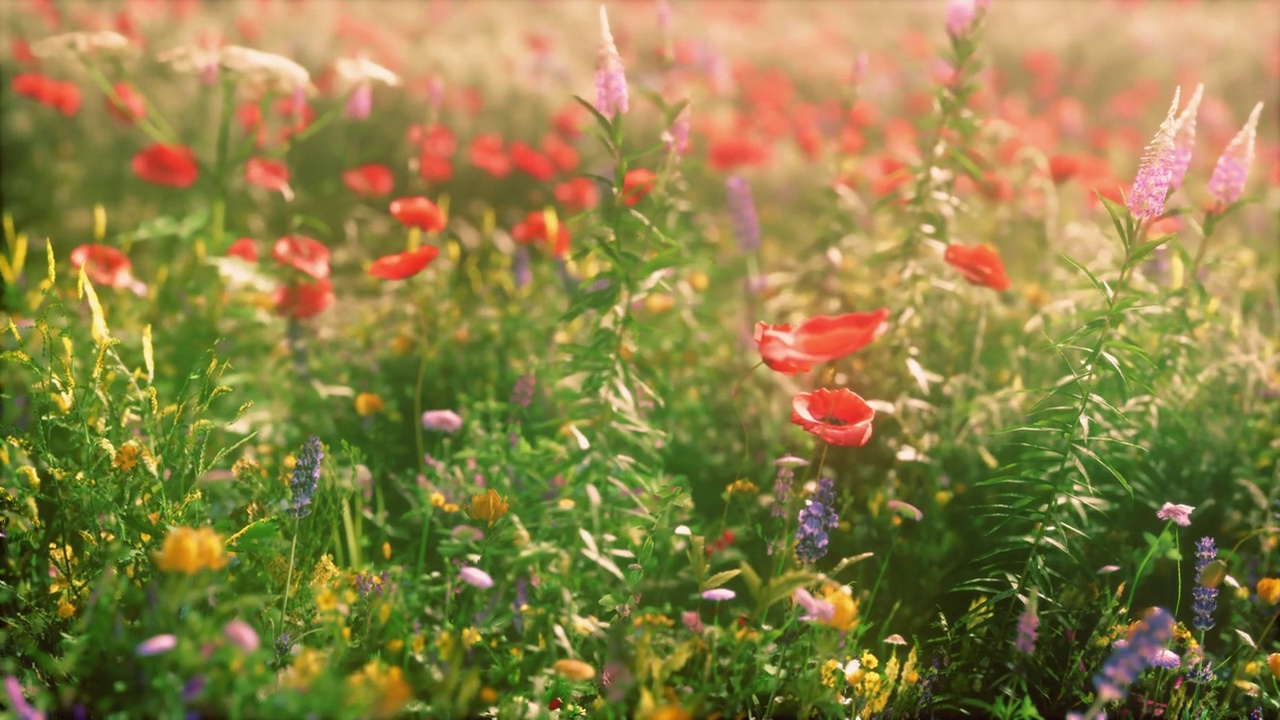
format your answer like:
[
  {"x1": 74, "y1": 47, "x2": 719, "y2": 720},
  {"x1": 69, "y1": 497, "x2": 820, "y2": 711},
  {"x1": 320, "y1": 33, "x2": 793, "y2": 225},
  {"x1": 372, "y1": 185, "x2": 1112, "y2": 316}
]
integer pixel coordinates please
[
  {"x1": 280, "y1": 529, "x2": 299, "y2": 637},
  {"x1": 341, "y1": 494, "x2": 359, "y2": 568},
  {"x1": 1126, "y1": 521, "x2": 1174, "y2": 615},
  {"x1": 415, "y1": 505, "x2": 433, "y2": 581},
  {"x1": 865, "y1": 526, "x2": 902, "y2": 619}
]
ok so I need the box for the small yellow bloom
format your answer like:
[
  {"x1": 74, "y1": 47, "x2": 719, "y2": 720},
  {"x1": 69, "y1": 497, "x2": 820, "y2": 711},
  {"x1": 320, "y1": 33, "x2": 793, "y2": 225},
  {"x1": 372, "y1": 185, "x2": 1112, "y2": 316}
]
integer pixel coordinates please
[
  {"x1": 726, "y1": 479, "x2": 758, "y2": 496},
  {"x1": 113, "y1": 442, "x2": 144, "y2": 472},
  {"x1": 644, "y1": 293, "x2": 675, "y2": 314},
  {"x1": 553, "y1": 658, "x2": 596, "y2": 682},
  {"x1": 411, "y1": 633, "x2": 425, "y2": 654},
  {"x1": 1269, "y1": 653, "x2": 1280, "y2": 681},
  {"x1": 430, "y1": 492, "x2": 446, "y2": 508},
  {"x1": 442, "y1": 502, "x2": 460, "y2": 514},
  {"x1": 382, "y1": 541, "x2": 391, "y2": 560},
  {"x1": 558, "y1": 498, "x2": 576, "y2": 510},
  {"x1": 479, "y1": 687, "x2": 499, "y2": 705},
  {"x1": 687, "y1": 271, "x2": 709, "y2": 292},
  {"x1": 465, "y1": 489, "x2": 509, "y2": 525},
  {"x1": 461, "y1": 626, "x2": 481, "y2": 649},
  {"x1": 154, "y1": 527, "x2": 228, "y2": 574},
  {"x1": 354, "y1": 393, "x2": 385, "y2": 417},
  {"x1": 385, "y1": 638, "x2": 404, "y2": 653},
  {"x1": 652, "y1": 706, "x2": 693, "y2": 720},
  {"x1": 58, "y1": 600, "x2": 76, "y2": 618},
  {"x1": 390, "y1": 334, "x2": 415, "y2": 356},
  {"x1": 1256, "y1": 577, "x2": 1280, "y2": 605},
  {"x1": 821, "y1": 585, "x2": 860, "y2": 633}
]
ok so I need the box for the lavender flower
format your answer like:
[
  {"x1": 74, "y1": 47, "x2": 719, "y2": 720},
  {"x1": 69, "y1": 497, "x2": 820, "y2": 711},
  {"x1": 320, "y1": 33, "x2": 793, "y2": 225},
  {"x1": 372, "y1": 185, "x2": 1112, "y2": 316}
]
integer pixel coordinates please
[
  {"x1": 1186, "y1": 662, "x2": 1215, "y2": 683},
  {"x1": 510, "y1": 373, "x2": 536, "y2": 408},
  {"x1": 725, "y1": 176, "x2": 761, "y2": 252},
  {"x1": 594, "y1": 6, "x2": 628, "y2": 117},
  {"x1": 4, "y1": 676, "x2": 44, "y2": 720},
  {"x1": 1193, "y1": 536, "x2": 1218, "y2": 632},
  {"x1": 1127, "y1": 87, "x2": 1181, "y2": 220},
  {"x1": 795, "y1": 478, "x2": 839, "y2": 563},
  {"x1": 1167, "y1": 83, "x2": 1203, "y2": 190},
  {"x1": 1206, "y1": 101, "x2": 1264, "y2": 208},
  {"x1": 287, "y1": 436, "x2": 323, "y2": 519},
  {"x1": 1093, "y1": 607, "x2": 1176, "y2": 702},
  {"x1": 771, "y1": 465, "x2": 794, "y2": 518}
]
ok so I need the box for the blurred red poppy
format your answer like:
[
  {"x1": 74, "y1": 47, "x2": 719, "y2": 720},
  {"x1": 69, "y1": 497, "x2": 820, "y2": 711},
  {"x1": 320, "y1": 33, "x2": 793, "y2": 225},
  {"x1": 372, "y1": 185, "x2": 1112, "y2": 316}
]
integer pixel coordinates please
[
  {"x1": 554, "y1": 177, "x2": 598, "y2": 213},
  {"x1": 470, "y1": 134, "x2": 510, "y2": 178},
  {"x1": 552, "y1": 104, "x2": 584, "y2": 140},
  {"x1": 274, "y1": 278, "x2": 334, "y2": 319},
  {"x1": 343, "y1": 164, "x2": 394, "y2": 197},
  {"x1": 1048, "y1": 154, "x2": 1082, "y2": 184},
  {"x1": 227, "y1": 238, "x2": 259, "y2": 263},
  {"x1": 70, "y1": 244, "x2": 134, "y2": 289},
  {"x1": 418, "y1": 153, "x2": 453, "y2": 184},
  {"x1": 105, "y1": 81, "x2": 146, "y2": 124},
  {"x1": 419, "y1": 124, "x2": 456, "y2": 156},
  {"x1": 368, "y1": 245, "x2": 440, "y2": 280},
  {"x1": 512, "y1": 210, "x2": 570, "y2": 258},
  {"x1": 132, "y1": 144, "x2": 199, "y2": 187},
  {"x1": 621, "y1": 169, "x2": 656, "y2": 206},
  {"x1": 12, "y1": 38, "x2": 37, "y2": 65},
  {"x1": 708, "y1": 136, "x2": 770, "y2": 172},
  {"x1": 791, "y1": 388, "x2": 875, "y2": 447},
  {"x1": 390, "y1": 196, "x2": 446, "y2": 232},
  {"x1": 754, "y1": 309, "x2": 890, "y2": 376},
  {"x1": 13, "y1": 74, "x2": 81, "y2": 115},
  {"x1": 272, "y1": 235, "x2": 330, "y2": 279},
  {"x1": 541, "y1": 133, "x2": 579, "y2": 173},
  {"x1": 944, "y1": 244, "x2": 1011, "y2": 291},
  {"x1": 245, "y1": 157, "x2": 290, "y2": 193},
  {"x1": 510, "y1": 141, "x2": 556, "y2": 182}
]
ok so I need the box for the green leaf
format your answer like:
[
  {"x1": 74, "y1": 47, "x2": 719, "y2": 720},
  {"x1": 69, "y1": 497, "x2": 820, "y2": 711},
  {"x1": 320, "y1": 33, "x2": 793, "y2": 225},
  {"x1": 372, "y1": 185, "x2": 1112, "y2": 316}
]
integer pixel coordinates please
[{"x1": 701, "y1": 569, "x2": 742, "y2": 591}]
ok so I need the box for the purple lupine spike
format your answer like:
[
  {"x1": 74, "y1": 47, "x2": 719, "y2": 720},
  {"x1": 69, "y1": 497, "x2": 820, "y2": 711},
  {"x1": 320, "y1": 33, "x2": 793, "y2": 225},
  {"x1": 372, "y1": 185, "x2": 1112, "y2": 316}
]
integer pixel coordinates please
[
  {"x1": 287, "y1": 436, "x2": 323, "y2": 519},
  {"x1": 1127, "y1": 87, "x2": 1181, "y2": 220},
  {"x1": 1192, "y1": 536, "x2": 1218, "y2": 632},
  {"x1": 1167, "y1": 83, "x2": 1203, "y2": 190},
  {"x1": 594, "y1": 6, "x2": 629, "y2": 117},
  {"x1": 725, "y1": 176, "x2": 761, "y2": 252},
  {"x1": 795, "y1": 478, "x2": 839, "y2": 563},
  {"x1": 1093, "y1": 608, "x2": 1176, "y2": 702},
  {"x1": 1206, "y1": 101, "x2": 1264, "y2": 209}
]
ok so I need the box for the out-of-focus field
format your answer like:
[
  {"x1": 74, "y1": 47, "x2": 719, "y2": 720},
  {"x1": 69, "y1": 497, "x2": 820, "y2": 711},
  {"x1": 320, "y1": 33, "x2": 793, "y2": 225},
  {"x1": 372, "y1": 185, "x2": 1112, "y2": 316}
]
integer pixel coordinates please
[{"x1": 2, "y1": 0, "x2": 1279, "y2": 718}]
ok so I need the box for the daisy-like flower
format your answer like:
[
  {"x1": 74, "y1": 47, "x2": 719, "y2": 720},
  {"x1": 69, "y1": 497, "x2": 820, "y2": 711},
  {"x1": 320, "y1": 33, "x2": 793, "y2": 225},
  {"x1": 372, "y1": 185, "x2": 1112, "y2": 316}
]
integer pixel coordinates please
[{"x1": 1155, "y1": 502, "x2": 1194, "y2": 526}]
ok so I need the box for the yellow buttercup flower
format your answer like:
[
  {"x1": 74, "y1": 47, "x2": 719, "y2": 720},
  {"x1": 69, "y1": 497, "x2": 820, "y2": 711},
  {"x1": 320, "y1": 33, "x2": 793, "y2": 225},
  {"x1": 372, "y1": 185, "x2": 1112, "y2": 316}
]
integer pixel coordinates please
[
  {"x1": 354, "y1": 393, "x2": 385, "y2": 417},
  {"x1": 466, "y1": 489, "x2": 509, "y2": 524},
  {"x1": 154, "y1": 526, "x2": 228, "y2": 574},
  {"x1": 821, "y1": 585, "x2": 860, "y2": 633},
  {"x1": 113, "y1": 442, "x2": 144, "y2": 472},
  {"x1": 1256, "y1": 577, "x2": 1280, "y2": 605},
  {"x1": 1269, "y1": 653, "x2": 1280, "y2": 681}
]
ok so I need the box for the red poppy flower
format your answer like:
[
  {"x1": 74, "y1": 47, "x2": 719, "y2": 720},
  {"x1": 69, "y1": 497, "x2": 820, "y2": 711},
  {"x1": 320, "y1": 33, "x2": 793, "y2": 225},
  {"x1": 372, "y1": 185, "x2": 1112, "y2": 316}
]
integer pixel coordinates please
[
  {"x1": 417, "y1": 124, "x2": 456, "y2": 157},
  {"x1": 245, "y1": 157, "x2": 290, "y2": 193},
  {"x1": 754, "y1": 309, "x2": 890, "y2": 376},
  {"x1": 70, "y1": 244, "x2": 135, "y2": 289},
  {"x1": 132, "y1": 144, "x2": 199, "y2": 188},
  {"x1": 512, "y1": 210, "x2": 570, "y2": 258},
  {"x1": 418, "y1": 153, "x2": 453, "y2": 184},
  {"x1": 342, "y1": 164, "x2": 394, "y2": 197},
  {"x1": 227, "y1": 238, "x2": 259, "y2": 262},
  {"x1": 272, "y1": 235, "x2": 331, "y2": 279},
  {"x1": 1048, "y1": 154, "x2": 1082, "y2": 184},
  {"x1": 105, "y1": 81, "x2": 146, "y2": 124},
  {"x1": 390, "y1": 197, "x2": 446, "y2": 232},
  {"x1": 944, "y1": 243, "x2": 1011, "y2": 291},
  {"x1": 621, "y1": 169, "x2": 657, "y2": 206},
  {"x1": 553, "y1": 177, "x2": 598, "y2": 213},
  {"x1": 12, "y1": 38, "x2": 37, "y2": 65},
  {"x1": 541, "y1": 133, "x2": 579, "y2": 172},
  {"x1": 469, "y1": 134, "x2": 510, "y2": 178},
  {"x1": 274, "y1": 278, "x2": 334, "y2": 319},
  {"x1": 708, "y1": 136, "x2": 770, "y2": 172},
  {"x1": 368, "y1": 245, "x2": 440, "y2": 280},
  {"x1": 509, "y1": 141, "x2": 556, "y2": 182},
  {"x1": 552, "y1": 104, "x2": 584, "y2": 140},
  {"x1": 791, "y1": 389, "x2": 874, "y2": 447}
]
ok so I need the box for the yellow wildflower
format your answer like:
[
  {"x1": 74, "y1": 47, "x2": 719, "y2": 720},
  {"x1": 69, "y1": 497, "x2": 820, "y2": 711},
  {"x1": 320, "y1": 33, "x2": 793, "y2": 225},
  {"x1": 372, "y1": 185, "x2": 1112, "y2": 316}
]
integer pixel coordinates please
[
  {"x1": 1256, "y1": 577, "x2": 1280, "y2": 605},
  {"x1": 644, "y1": 293, "x2": 675, "y2": 313},
  {"x1": 385, "y1": 638, "x2": 404, "y2": 654},
  {"x1": 347, "y1": 661, "x2": 412, "y2": 718},
  {"x1": 726, "y1": 479, "x2": 758, "y2": 496},
  {"x1": 354, "y1": 393, "x2": 385, "y2": 417},
  {"x1": 461, "y1": 626, "x2": 481, "y2": 649},
  {"x1": 1269, "y1": 653, "x2": 1280, "y2": 681},
  {"x1": 479, "y1": 687, "x2": 499, "y2": 705},
  {"x1": 389, "y1": 334, "x2": 415, "y2": 355},
  {"x1": 558, "y1": 498, "x2": 576, "y2": 510},
  {"x1": 821, "y1": 658, "x2": 843, "y2": 688},
  {"x1": 442, "y1": 502, "x2": 460, "y2": 514},
  {"x1": 154, "y1": 526, "x2": 227, "y2": 574},
  {"x1": 58, "y1": 600, "x2": 76, "y2": 618},
  {"x1": 652, "y1": 706, "x2": 693, "y2": 720},
  {"x1": 465, "y1": 488, "x2": 509, "y2": 525},
  {"x1": 554, "y1": 658, "x2": 596, "y2": 682},
  {"x1": 429, "y1": 492, "x2": 446, "y2": 508},
  {"x1": 687, "y1": 271, "x2": 709, "y2": 291},
  {"x1": 113, "y1": 442, "x2": 143, "y2": 472},
  {"x1": 821, "y1": 585, "x2": 860, "y2": 633}
]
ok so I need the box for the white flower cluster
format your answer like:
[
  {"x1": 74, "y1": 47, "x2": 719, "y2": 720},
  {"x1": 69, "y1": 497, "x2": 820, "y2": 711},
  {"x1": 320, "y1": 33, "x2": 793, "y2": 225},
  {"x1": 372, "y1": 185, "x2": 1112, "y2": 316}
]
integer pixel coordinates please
[
  {"x1": 31, "y1": 31, "x2": 137, "y2": 60},
  {"x1": 159, "y1": 44, "x2": 312, "y2": 94}
]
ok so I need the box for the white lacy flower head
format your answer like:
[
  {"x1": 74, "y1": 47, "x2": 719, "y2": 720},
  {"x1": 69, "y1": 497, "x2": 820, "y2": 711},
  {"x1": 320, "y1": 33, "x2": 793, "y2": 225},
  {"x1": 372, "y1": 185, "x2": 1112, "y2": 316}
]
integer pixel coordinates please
[
  {"x1": 31, "y1": 31, "x2": 136, "y2": 60},
  {"x1": 157, "y1": 44, "x2": 222, "y2": 75},
  {"x1": 217, "y1": 45, "x2": 312, "y2": 94},
  {"x1": 334, "y1": 54, "x2": 400, "y2": 87}
]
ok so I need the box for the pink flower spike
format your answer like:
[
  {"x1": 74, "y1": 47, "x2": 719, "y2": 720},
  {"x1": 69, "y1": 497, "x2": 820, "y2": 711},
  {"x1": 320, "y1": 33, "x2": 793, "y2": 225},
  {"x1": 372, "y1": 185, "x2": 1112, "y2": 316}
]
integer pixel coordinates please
[
  {"x1": 1156, "y1": 502, "x2": 1195, "y2": 526},
  {"x1": 459, "y1": 566, "x2": 493, "y2": 589},
  {"x1": 136, "y1": 633, "x2": 178, "y2": 657},
  {"x1": 1167, "y1": 83, "x2": 1203, "y2": 190},
  {"x1": 1127, "y1": 87, "x2": 1181, "y2": 220},
  {"x1": 4, "y1": 676, "x2": 44, "y2": 720},
  {"x1": 594, "y1": 6, "x2": 628, "y2": 117},
  {"x1": 1206, "y1": 101, "x2": 1264, "y2": 209}
]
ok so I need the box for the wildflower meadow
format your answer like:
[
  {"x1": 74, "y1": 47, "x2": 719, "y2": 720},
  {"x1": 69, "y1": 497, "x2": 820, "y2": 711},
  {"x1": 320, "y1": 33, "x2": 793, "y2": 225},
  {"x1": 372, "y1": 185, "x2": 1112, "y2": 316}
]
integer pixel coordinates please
[{"x1": 4, "y1": 0, "x2": 1280, "y2": 718}]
